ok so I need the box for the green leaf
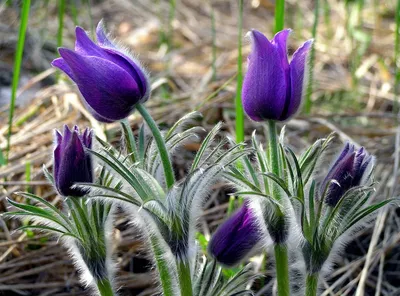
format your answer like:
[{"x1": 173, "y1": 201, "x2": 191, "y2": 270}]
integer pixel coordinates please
[
  {"x1": 16, "y1": 192, "x2": 71, "y2": 228},
  {"x1": 260, "y1": 173, "x2": 292, "y2": 198},
  {"x1": 6, "y1": 198, "x2": 70, "y2": 232},
  {"x1": 191, "y1": 122, "x2": 222, "y2": 172},
  {"x1": 120, "y1": 119, "x2": 138, "y2": 164},
  {"x1": 42, "y1": 165, "x2": 54, "y2": 184}
]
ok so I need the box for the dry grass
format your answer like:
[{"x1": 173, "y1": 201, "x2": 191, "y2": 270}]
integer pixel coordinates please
[{"x1": 0, "y1": 0, "x2": 399, "y2": 295}]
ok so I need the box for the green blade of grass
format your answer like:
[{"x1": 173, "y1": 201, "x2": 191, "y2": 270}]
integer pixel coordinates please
[
  {"x1": 235, "y1": 0, "x2": 244, "y2": 143},
  {"x1": 303, "y1": 0, "x2": 319, "y2": 114},
  {"x1": 274, "y1": 0, "x2": 285, "y2": 33},
  {"x1": 6, "y1": 0, "x2": 31, "y2": 163},
  {"x1": 57, "y1": 0, "x2": 66, "y2": 47},
  {"x1": 69, "y1": 0, "x2": 79, "y2": 25}
]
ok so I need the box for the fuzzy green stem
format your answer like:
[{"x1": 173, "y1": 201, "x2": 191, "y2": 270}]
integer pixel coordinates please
[
  {"x1": 150, "y1": 236, "x2": 174, "y2": 296},
  {"x1": 177, "y1": 260, "x2": 193, "y2": 296},
  {"x1": 97, "y1": 278, "x2": 114, "y2": 296},
  {"x1": 235, "y1": 0, "x2": 245, "y2": 143},
  {"x1": 305, "y1": 273, "x2": 319, "y2": 296},
  {"x1": 136, "y1": 104, "x2": 175, "y2": 189},
  {"x1": 267, "y1": 120, "x2": 281, "y2": 197},
  {"x1": 268, "y1": 121, "x2": 290, "y2": 296},
  {"x1": 274, "y1": 244, "x2": 290, "y2": 296}
]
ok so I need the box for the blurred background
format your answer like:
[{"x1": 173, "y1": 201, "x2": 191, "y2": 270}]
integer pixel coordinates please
[{"x1": 0, "y1": 0, "x2": 399, "y2": 295}]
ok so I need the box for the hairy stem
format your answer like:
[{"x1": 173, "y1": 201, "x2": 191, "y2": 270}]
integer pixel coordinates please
[
  {"x1": 268, "y1": 120, "x2": 290, "y2": 296},
  {"x1": 274, "y1": 244, "x2": 290, "y2": 296},
  {"x1": 150, "y1": 235, "x2": 175, "y2": 296},
  {"x1": 97, "y1": 278, "x2": 114, "y2": 296},
  {"x1": 305, "y1": 273, "x2": 319, "y2": 296},
  {"x1": 177, "y1": 260, "x2": 193, "y2": 296},
  {"x1": 136, "y1": 104, "x2": 175, "y2": 189}
]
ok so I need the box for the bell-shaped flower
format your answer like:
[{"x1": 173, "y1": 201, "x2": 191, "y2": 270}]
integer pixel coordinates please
[
  {"x1": 52, "y1": 21, "x2": 150, "y2": 122},
  {"x1": 321, "y1": 143, "x2": 374, "y2": 207},
  {"x1": 208, "y1": 203, "x2": 261, "y2": 267},
  {"x1": 242, "y1": 29, "x2": 313, "y2": 121},
  {"x1": 54, "y1": 125, "x2": 94, "y2": 197}
]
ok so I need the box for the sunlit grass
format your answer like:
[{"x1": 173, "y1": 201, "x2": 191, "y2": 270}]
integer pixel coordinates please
[{"x1": 6, "y1": 0, "x2": 31, "y2": 163}]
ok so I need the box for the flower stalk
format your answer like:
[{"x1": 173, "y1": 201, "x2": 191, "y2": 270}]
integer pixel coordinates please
[
  {"x1": 305, "y1": 273, "x2": 319, "y2": 296},
  {"x1": 150, "y1": 235, "x2": 175, "y2": 296},
  {"x1": 97, "y1": 278, "x2": 114, "y2": 296},
  {"x1": 274, "y1": 244, "x2": 290, "y2": 296},
  {"x1": 177, "y1": 260, "x2": 193, "y2": 296},
  {"x1": 136, "y1": 104, "x2": 175, "y2": 189},
  {"x1": 268, "y1": 120, "x2": 290, "y2": 296}
]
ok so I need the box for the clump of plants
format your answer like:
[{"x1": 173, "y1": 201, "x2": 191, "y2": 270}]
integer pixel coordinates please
[{"x1": 4, "y1": 21, "x2": 395, "y2": 296}]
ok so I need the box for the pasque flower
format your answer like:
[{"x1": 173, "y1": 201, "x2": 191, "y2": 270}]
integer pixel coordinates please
[
  {"x1": 321, "y1": 143, "x2": 374, "y2": 207},
  {"x1": 208, "y1": 203, "x2": 261, "y2": 267},
  {"x1": 52, "y1": 21, "x2": 150, "y2": 122},
  {"x1": 54, "y1": 125, "x2": 93, "y2": 197},
  {"x1": 242, "y1": 29, "x2": 313, "y2": 121}
]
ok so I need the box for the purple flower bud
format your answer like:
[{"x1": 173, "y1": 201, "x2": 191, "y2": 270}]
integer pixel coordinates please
[
  {"x1": 52, "y1": 21, "x2": 150, "y2": 122},
  {"x1": 208, "y1": 203, "x2": 261, "y2": 267},
  {"x1": 321, "y1": 143, "x2": 374, "y2": 207},
  {"x1": 242, "y1": 29, "x2": 313, "y2": 122},
  {"x1": 54, "y1": 125, "x2": 93, "y2": 197}
]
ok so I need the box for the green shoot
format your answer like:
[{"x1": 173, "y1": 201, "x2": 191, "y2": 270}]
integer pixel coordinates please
[{"x1": 6, "y1": 0, "x2": 31, "y2": 163}]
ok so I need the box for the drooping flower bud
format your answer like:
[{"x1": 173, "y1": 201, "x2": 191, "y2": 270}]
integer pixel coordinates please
[
  {"x1": 54, "y1": 125, "x2": 93, "y2": 197},
  {"x1": 52, "y1": 21, "x2": 150, "y2": 122},
  {"x1": 242, "y1": 29, "x2": 313, "y2": 122},
  {"x1": 321, "y1": 143, "x2": 374, "y2": 207},
  {"x1": 208, "y1": 203, "x2": 261, "y2": 267}
]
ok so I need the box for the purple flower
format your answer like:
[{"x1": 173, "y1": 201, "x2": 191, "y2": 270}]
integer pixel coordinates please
[
  {"x1": 52, "y1": 21, "x2": 150, "y2": 122},
  {"x1": 54, "y1": 125, "x2": 93, "y2": 197},
  {"x1": 321, "y1": 143, "x2": 374, "y2": 207},
  {"x1": 242, "y1": 29, "x2": 313, "y2": 122},
  {"x1": 208, "y1": 203, "x2": 261, "y2": 267}
]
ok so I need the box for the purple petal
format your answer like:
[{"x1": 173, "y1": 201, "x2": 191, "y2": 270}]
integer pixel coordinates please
[
  {"x1": 271, "y1": 29, "x2": 291, "y2": 74},
  {"x1": 282, "y1": 39, "x2": 312, "y2": 120},
  {"x1": 242, "y1": 30, "x2": 287, "y2": 121},
  {"x1": 62, "y1": 125, "x2": 72, "y2": 153},
  {"x1": 324, "y1": 152, "x2": 356, "y2": 206},
  {"x1": 96, "y1": 20, "x2": 116, "y2": 48},
  {"x1": 53, "y1": 130, "x2": 62, "y2": 183},
  {"x1": 56, "y1": 131, "x2": 91, "y2": 197},
  {"x1": 209, "y1": 204, "x2": 260, "y2": 267},
  {"x1": 75, "y1": 27, "x2": 148, "y2": 98},
  {"x1": 353, "y1": 154, "x2": 373, "y2": 185},
  {"x1": 59, "y1": 48, "x2": 142, "y2": 121},
  {"x1": 75, "y1": 26, "x2": 107, "y2": 58},
  {"x1": 52, "y1": 57, "x2": 75, "y2": 80},
  {"x1": 103, "y1": 48, "x2": 149, "y2": 99}
]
